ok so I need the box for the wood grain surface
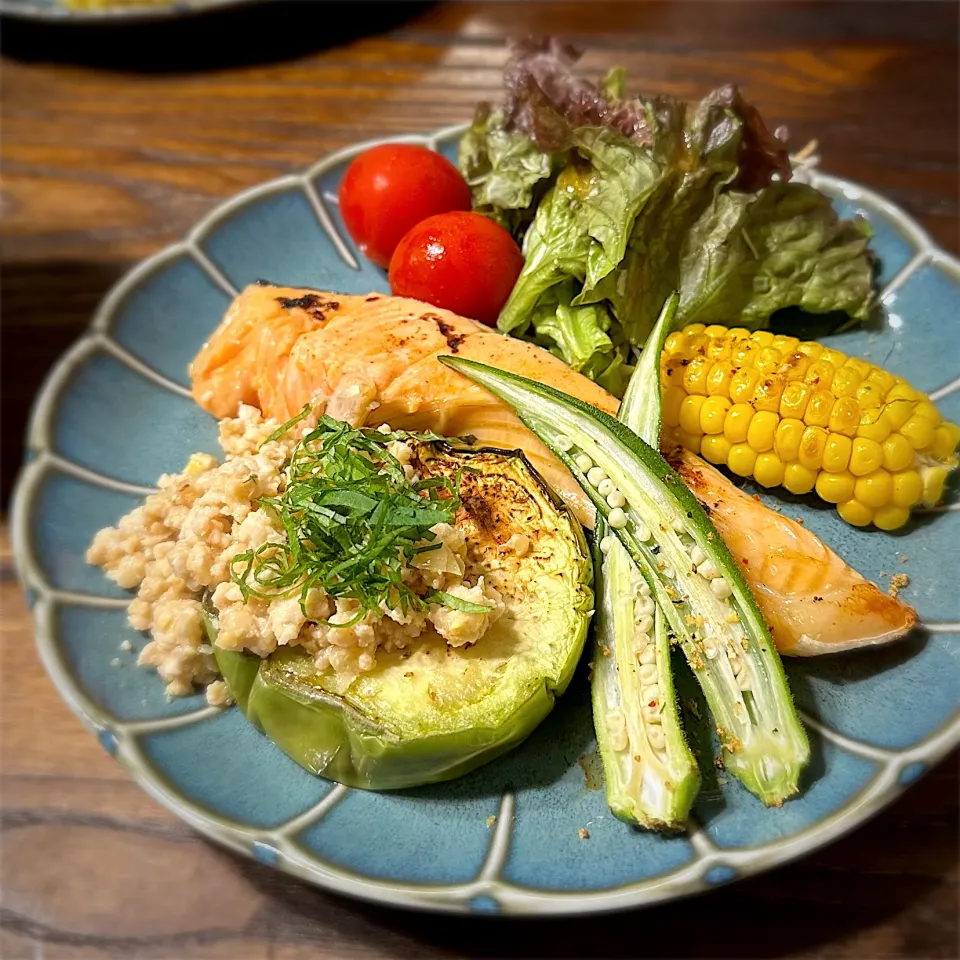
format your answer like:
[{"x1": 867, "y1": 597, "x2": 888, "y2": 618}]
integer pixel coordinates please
[{"x1": 1, "y1": 2, "x2": 957, "y2": 957}]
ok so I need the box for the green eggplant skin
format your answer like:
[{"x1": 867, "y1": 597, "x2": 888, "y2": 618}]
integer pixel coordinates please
[{"x1": 210, "y1": 442, "x2": 594, "y2": 791}]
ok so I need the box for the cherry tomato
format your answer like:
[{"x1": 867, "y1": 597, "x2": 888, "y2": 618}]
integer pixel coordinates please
[
  {"x1": 388, "y1": 212, "x2": 524, "y2": 326},
  {"x1": 338, "y1": 144, "x2": 472, "y2": 268}
]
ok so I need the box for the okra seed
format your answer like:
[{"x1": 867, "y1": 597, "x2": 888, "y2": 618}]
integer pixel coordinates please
[
  {"x1": 597, "y1": 478, "x2": 615, "y2": 497},
  {"x1": 635, "y1": 596, "x2": 655, "y2": 618},
  {"x1": 608, "y1": 507, "x2": 628, "y2": 529},
  {"x1": 710, "y1": 577, "x2": 733, "y2": 599},
  {"x1": 643, "y1": 704, "x2": 662, "y2": 724},
  {"x1": 606, "y1": 489, "x2": 626, "y2": 509},
  {"x1": 638, "y1": 582, "x2": 651, "y2": 598},
  {"x1": 698, "y1": 559, "x2": 720, "y2": 579},
  {"x1": 737, "y1": 674, "x2": 752, "y2": 691},
  {"x1": 690, "y1": 546, "x2": 707, "y2": 566},
  {"x1": 634, "y1": 632, "x2": 650, "y2": 652},
  {"x1": 587, "y1": 466, "x2": 607, "y2": 487},
  {"x1": 647, "y1": 725, "x2": 666, "y2": 750},
  {"x1": 599, "y1": 535, "x2": 615, "y2": 554},
  {"x1": 703, "y1": 641, "x2": 719, "y2": 659},
  {"x1": 555, "y1": 435, "x2": 574, "y2": 452},
  {"x1": 641, "y1": 684, "x2": 660, "y2": 704},
  {"x1": 635, "y1": 615, "x2": 654, "y2": 635},
  {"x1": 661, "y1": 565, "x2": 675, "y2": 579},
  {"x1": 636, "y1": 522, "x2": 652, "y2": 541},
  {"x1": 574, "y1": 454, "x2": 593, "y2": 473},
  {"x1": 639, "y1": 647, "x2": 657, "y2": 667},
  {"x1": 671, "y1": 516, "x2": 685, "y2": 532}
]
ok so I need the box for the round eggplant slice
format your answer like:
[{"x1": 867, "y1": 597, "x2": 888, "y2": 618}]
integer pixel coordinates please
[{"x1": 210, "y1": 442, "x2": 593, "y2": 790}]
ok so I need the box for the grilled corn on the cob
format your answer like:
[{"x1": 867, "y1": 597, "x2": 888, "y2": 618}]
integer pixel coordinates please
[{"x1": 661, "y1": 325, "x2": 959, "y2": 530}]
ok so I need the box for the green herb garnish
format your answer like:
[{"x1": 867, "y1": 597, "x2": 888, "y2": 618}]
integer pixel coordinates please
[{"x1": 232, "y1": 412, "x2": 477, "y2": 626}]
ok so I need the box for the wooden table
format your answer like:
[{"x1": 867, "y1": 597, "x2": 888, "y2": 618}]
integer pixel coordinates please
[{"x1": 2, "y1": 2, "x2": 957, "y2": 956}]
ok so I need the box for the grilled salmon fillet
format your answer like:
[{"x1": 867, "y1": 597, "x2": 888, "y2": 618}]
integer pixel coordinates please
[{"x1": 191, "y1": 284, "x2": 917, "y2": 655}]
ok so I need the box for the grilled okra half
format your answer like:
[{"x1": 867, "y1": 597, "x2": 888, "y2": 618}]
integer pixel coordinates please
[{"x1": 441, "y1": 353, "x2": 810, "y2": 807}]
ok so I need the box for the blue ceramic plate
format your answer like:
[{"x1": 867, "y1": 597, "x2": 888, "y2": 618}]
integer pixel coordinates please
[{"x1": 12, "y1": 126, "x2": 960, "y2": 915}]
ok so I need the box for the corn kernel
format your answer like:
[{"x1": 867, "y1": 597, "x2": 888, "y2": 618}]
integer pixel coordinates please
[
  {"x1": 732, "y1": 340, "x2": 759, "y2": 367},
  {"x1": 729, "y1": 367, "x2": 761, "y2": 403},
  {"x1": 685, "y1": 334, "x2": 708, "y2": 357},
  {"x1": 780, "y1": 381, "x2": 811, "y2": 419},
  {"x1": 857, "y1": 408, "x2": 892, "y2": 444},
  {"x1": 753, "y1": 377, "x2": 784, "y2": 413},
  {"x1": 783, "y1": 462, "x2": 817, "y2": 495},
  {"x1": 662, "y1": 387, "x2": 685, "y2": 428},
  {"x1": 832, "y1": 366, "x2": 863, "y2": 398},
  {"x1": 704, "y1": 324, "x2": 729, "y2": 338},
  {"x1": 727, "y1": 443, "x2": 758, "y2": 477},
  {"x1": 882, "y1": 433, "x2": 914, "y2": 472},
  {"x1": 822, "y1": 433, "x2": 852, "y2": 473},
  {"x1": 772, "y1": 334, "x2": 800, "y2": 355},
  {"x1": 921, "y1": 465, "x2": 948, "y2": 505},
  {"x1": 751, "y1": 330, "x2": 774, "y2": 347},
  {"x1": 886, "y1": 382, "x2": 918, "y2": 404},
  {"x1": 685, "y1": 323, "x2": 706, "y2": 335},
  {"x1": 820, "y1": 347, "x2": 848, "y2": 369},
  {"x1": 855, "y1": 381, "x2": 885, "y2": 411},
  {"x1": 805, "y1": 389, "x2": 835, "y2": 427},
  {"x1": 816, "y1": 471, "x2": 855, "y2": 504},
  {"x1": 706, "y1": 361, "x2": 737, "y2": 397},
  {"x1": 891, "y1": 470, "x2": 923, "y2": 508},
  {"x1": 829, "y1": 397, "x2": 861, "y2": 437},
  {"x1": 797, "y1": 340, "x2": 824, "y2": 360},
  {"x1": 683, "y1": 356, "x2": 711, "y2": 396},
  {"x1": 865, "y1": 367, "x2": 897, "y2": 397},
  {"x1": 912, "y1": 400, "x2": 941, "y2": 424},
  {"x1": 700, "y1": 434, "x2": 732, "y2": 465},
  {"x1": 844, "y1": 357, "x2": 872, "y2": 379},
  {"x1": 754, "y1": 452, "x2": 785, "y2": 488},
  {"x1": 901, "y1": 414, "x2": 935, "y2": 450},
  {"x1": 873, "y1": 505, "x2": 910, "y2": 531},
  {"x1": 675, "y1": 428, "x2": 703, "y2": 455},
  {"x1": 854, "y1": 469, "x2": 893, "y2": 509},
  {"x1": 754, "y1": 347, "x2": 783, "y2": 376},
  {"x1": 804, "y1": 359, "x2": 836, "y2": 390},
  {"x1": 849, "y1": 437, "x2": 884, "y2": 477},
  {"x1": 727, "y1": 327, "x2": 750, "y2": 340},
  {"x1": 700, "y1": 396, "x2": 732, "y2": 434},
  {"x1": 774, "y1": 418, "x2": 805, "y2": 462},
  {"x1": 724, "y1": 403, "x2": 756, "y2": 444},
  {"x1": 779, "y1": 353, "x2": 811, "y2": 380},
  {"x1": 679, "y1": 395, "x2": 707, "y2": 435},
  {"x1": 931, "y1": 423, "x2": 960, "y2": 460},
  {"x1": 884, "y1": 398, "x2": 916, "y2": 430},
  {"x1": 798, "y1": 426, "x2": 828, "y2": 471},
  {"x1": 746, "y1": 410, "x2": 778, "y2": 452},
  {"x1": 706, "y1": 337, "x2": 732, "y2": 362},
  {"x1": 838, "y1": 499, "x2": 874, "y2": 527},
  {"x1": 664, "y1": 332, "x2": 687, "y2": 354}
]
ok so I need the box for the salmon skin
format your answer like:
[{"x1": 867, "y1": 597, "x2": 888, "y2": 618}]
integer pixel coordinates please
[{"x1": 191, "y1": 284, "x2": 917, "y2": 656}]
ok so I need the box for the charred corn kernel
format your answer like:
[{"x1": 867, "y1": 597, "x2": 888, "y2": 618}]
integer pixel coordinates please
[
  {"x1": 747, "y1": 411, "x2": 778, "y2": 452},
  {"x1": 754, "y1": 452, "x2": 785, "y2": 488},
  {"x1": 884, "y1": 398, "x2": 916, "y2": 430},
  {"x1": 755, "y1": 347, "x2": 783, "y2": 376},
  {"x1": 857, "y1": 408, "x2": 892, "y2": 444},
  {"x1": 679, "y1": 395, "x2": 707, "y2": 435},
  {"x1": 799, "y1": 426, "x2": 828, "y2": 471},
  {"x1": 829, "y1": 397, "x2": 861, "y2": 437},
  {"x1": 913, "y1": 400, "x2": 941, "y2": 424},
  {"x1": 922, "y1": 465, "x2": 948, "y2": 505},
  {"x1": 780, "y1": 381, "x2": 811, "y2": 419},
  {"x1": 723, "y1": 404, "x2": 755, "y2": 443},
  {"x1": 798, "y1": 340, "x2": 824, "y2": 360},
  {"x1": 882, "y1": 434, "x2": 914, "y2": 472},
  {"x1": 822, "y1": 434, "x2": 852, "y2": 473},
  {"x1": 805, "y1": 360, "x2": 836, "y2": 390},
  {"x1": 932, "y1": 423, "x2": 960, "y2": 460},
  {"x1": 838, "y1": 499, "x2": 874, "y2": 527},
  {"x1": 901, "y1": 414, "x2": 935, "y2": 450},
  {"x1": 683, "y1": 356, "x2": 711, "y2": 395},
  {"x1": 805, "y1": 389, "x2": 835, "y2": 427},
  {"x1": 891, "y1": 471, "x2": 923, "y2": 508},
  {"x1": 753, "y1": 377, "x2": 784, "y2": 413},
  {"x1": 831, "y1": 365, "x2": 863, "y2": 398},
  {"x1": 784, "y1": 462, "x2": 817, "y2": 495},
  {"x1": 729, "y1": 367, "x2": 761, "y2": 403},
  {"x1": 706, "y1": 361, "x2": 736, "y2": 396},
  {"x1": 874, "y1": 505, "x2": 910, "y2": 531},
  {"x1": 700, "y1": 395, "x2": 732, "y2": 434},
  {"x1": 727, "y1": 443, "x2": 758, "y2": 477},
  {"x1": 660, "y1": 324, "x2": 959, "y2": 529},
  {"x1": 662, "y1": 387, "x2": 685, "y2": 428},
  {"x1": 675, "y1": 428, "x2": 702, "y2": 454},
  {"x1": 854, "y1": 469, "x2": 893, "y2": 509},
  {"x1": 775, "y1": 418, "x2": 805, "y2": 462},
  {"x1": 816, "y1": 471, "x2": 855, "y2": 504},
  {"x1": 700, "y1": 434, "x2": 732, "y2": 465},
  {"x1": 850, "y1": 438, "x2": 883, "y2": 477}
]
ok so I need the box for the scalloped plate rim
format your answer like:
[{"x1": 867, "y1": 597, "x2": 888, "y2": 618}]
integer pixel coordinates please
[{"x1": 11, "y1": 122, "x2": 960, "y2": 916}]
